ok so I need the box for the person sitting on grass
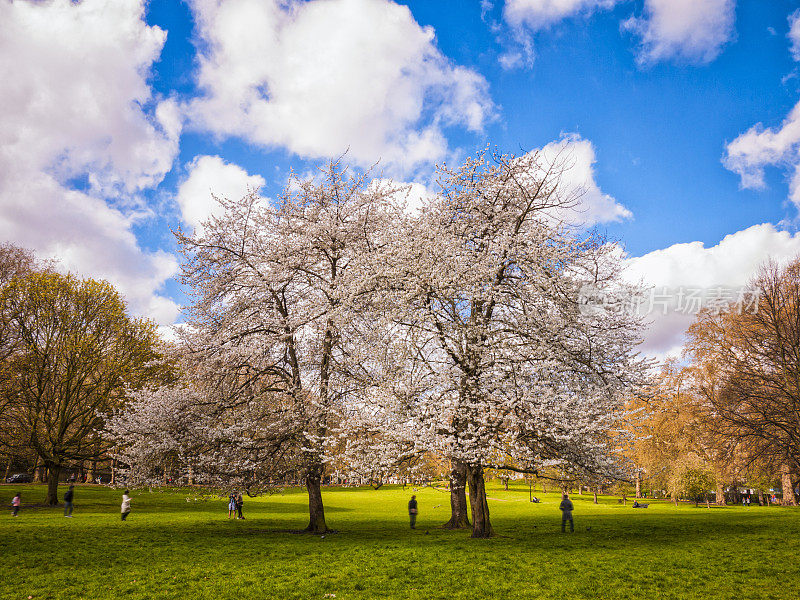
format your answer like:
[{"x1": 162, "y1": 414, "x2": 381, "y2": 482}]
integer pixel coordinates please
[{"x1": 559, "y1": 493, "x2": 574, "y2": 533}]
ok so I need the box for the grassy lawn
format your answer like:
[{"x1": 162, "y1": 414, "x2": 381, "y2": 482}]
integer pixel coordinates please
[{"x1": 1, "y1": 483, "x2": 798, "y2": 600}]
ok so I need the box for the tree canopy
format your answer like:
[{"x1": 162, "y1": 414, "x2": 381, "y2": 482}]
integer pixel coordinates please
[{"x1": 0, "y1": 271, "x2": 166, "y2": 503}]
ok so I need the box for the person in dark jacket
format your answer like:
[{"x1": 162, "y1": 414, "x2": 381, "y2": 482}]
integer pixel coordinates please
[
  {"x1": 236, "y1": 492, "x2": 245, "y2": 520},
  {"x1": 63, "y1": 485, "x2": 75, "y2": 517},
  {"x1": 559, "y1": 493, "x2": 574, "y2": 533},
  {"x1": 408, "y1": 495, "x2": 418, "y2": 529}
]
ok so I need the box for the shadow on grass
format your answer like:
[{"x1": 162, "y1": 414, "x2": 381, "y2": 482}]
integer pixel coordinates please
[{"x1": 7, "y1": 507, "x2": 790, "y2": 547}]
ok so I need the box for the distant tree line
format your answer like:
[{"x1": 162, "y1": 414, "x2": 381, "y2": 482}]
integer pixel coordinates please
[{"x1": 624, "y1": 259, "x2": 800, "y2": 507}]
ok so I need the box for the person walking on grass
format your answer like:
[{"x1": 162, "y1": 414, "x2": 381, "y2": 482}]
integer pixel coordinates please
[
  {"x1": 64, "y1": 485, "x2": 75, "y2": 517},
  {"x1": 11, "y1": 492, "x2": 21, "y2": 517},
  {"x1": 560, "y1": 493, "x2": 574, "y2": 533},
  {"x1": 121, "y1": 490, "x2": 131, "y2": 521},
  {"x1": 236, "y1": 491, "x2": 245, "y2": 520},
  {"x1": 408, "y1": 495, "x2": 418, "y2": 529}
]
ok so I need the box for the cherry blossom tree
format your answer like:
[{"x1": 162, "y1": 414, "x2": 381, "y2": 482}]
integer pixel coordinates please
[
  {"x1": 104, "y1": 359, "x2": 305, "y2": 491},
  {"x1": 175, "y1": 160, "x2": 404, "y2": 533},
  {"x1": 379, "y1": 148, "x2": 646, "y2": 537},
  {"x1": 104, "y1": 383, "x2": 205, "y2": 486}
]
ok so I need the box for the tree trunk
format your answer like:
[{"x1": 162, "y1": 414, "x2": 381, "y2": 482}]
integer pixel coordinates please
[
  {"x1": 45, "y1": 464, "x2": 61, "y2": 506},
  {"x1": 635, "y1": 471, "x2": 642, "y2": 498},
  {"x1": 466, "y1": 463, "x2": 494, "y2": 538},
  {"x1": 578, "y1": 485, "x2": 582, "y2": 495},
  {"x1": 3, "y1": 458, "x2": 11, "y2": 480},
  {"x1": 33, "y1": 458, "x2": 42, "y2": 483},
  {"x1": 781, "y1": 463, "x2": 797, "y2": 506},
  {"x1": 758, "y1": 488, "x2": 765, "y2": 506},
  {"x1": 593, "y1": 491, "x2": 598, "y2": 504},
  {"x1": 304, "y1": 471, "x2": 329, "y2": 533},
  {"x1": 443, "y1": 460, "x2": 470, "y2": 529},
  {"x1": 715, "y1": 480, "x2": 725, "y2": 506},
  {"x1": 89, "y1": 440, "x2": 99, "y2": 483}
]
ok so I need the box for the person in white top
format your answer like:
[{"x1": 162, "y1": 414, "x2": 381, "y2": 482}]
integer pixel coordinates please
[{"x1": 121, "y1": 490, "x2": 132, "y2": 521}]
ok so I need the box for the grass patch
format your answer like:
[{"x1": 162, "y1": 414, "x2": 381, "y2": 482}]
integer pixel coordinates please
[{"x1": 1, "y1": 483, "x2": 798, "y2": 599}]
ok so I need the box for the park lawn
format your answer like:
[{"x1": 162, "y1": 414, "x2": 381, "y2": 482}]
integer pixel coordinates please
[{"x1": 0, "y1": 483, "x2": 798, "y2": 600}]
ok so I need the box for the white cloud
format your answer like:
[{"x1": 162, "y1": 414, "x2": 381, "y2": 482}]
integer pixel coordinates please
[
  {"x1": 789, "y1": 10, "x2": 800, "y2": 61},
  {"x1": 187, "y1": 0, "x2": 493, "y2": 171},
  {"x1": 177, "y1": 156, "x2": 266, "y2": 231},
  {"x1": 0, "y1": 0, "x2": 181, "y2": 324},
  {"x1": 623, "y1": 224, "x2": 800, "y2": 357},
  {"x1": 535, "y1": 134, "x2": 632, "y2": 225},
  {"x1": 725, "y1": 11, "x2": 800, "y2": 209},
  {"x1": 504, "y1": 0, "x2": 618, "y2": 30},
  {"x1": 624, "y1": 0, "x2": 736, "y2": 65},
  {"x1": 723, "y1": 100, "x2": 800, "y2": 208},
  {"x1": 0, "y1": 172, "x2": 180, "y2": 326},
  {"x1": 498, "y1": 51, "x2": 526, "y2": 70},
  {"x1": 497, "y1": 0, "x2": 618, "y2": 68},
  {"x1": 367, "y1": 178, "x2": 437, "y2": 215},
  {"x1": 402, "y1": 182, "x2": 438, "y2": 214}
]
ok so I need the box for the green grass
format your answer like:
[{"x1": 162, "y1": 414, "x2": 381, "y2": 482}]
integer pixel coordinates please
[{"x1": 1, "y1": 483, "x2": 798, "y2": 600}]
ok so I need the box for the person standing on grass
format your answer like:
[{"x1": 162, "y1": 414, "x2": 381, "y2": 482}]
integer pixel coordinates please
[
  {"x1": 64, "y1": 485, "x2": 75, "y2": 517},
  {"x1": 11, "y1": 492, "x2": 21, "y2": 517},
  {"x1": 228, "y1": 491, "x2": 237, "y2": 519},
  {"x1": 236, "y1": 491, "x2": 245, "y2": 520},
  {"x1": 121, "y1": 490, "x2": 131, "y2": 521},
  {"x1": 560, "y1": 493, "x2": 574, "y2": 533},
  {"x1": 408, "y1": 495, "x2": 418, "y2": 529}
]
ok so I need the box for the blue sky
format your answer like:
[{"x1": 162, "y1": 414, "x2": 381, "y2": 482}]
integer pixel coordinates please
[{"x1": 3, "y1": 0, "x2": 800, "y2": 356}]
